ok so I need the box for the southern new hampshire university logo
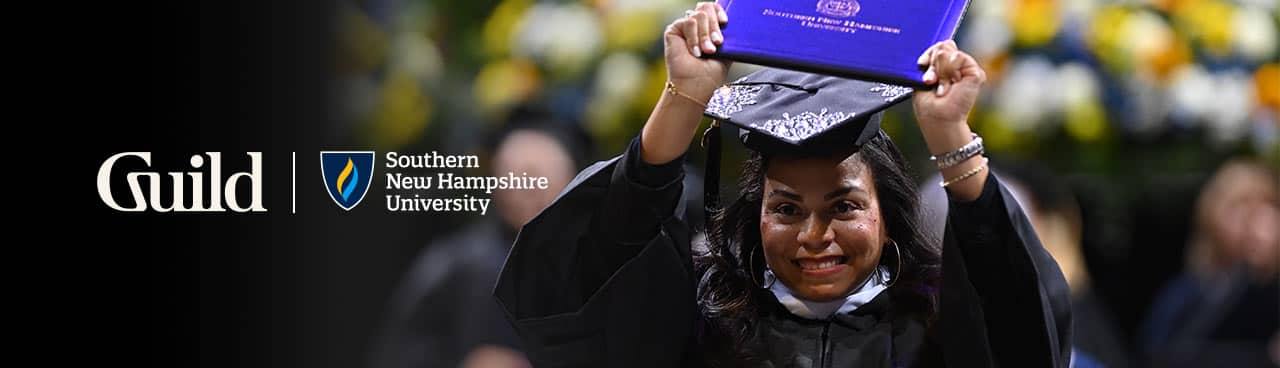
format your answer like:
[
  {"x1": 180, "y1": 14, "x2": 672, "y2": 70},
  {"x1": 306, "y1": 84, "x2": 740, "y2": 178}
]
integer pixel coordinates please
[
  {"x1": 321, "y1": 151, "x2": 375, "y2": 210},
  {"x1": 817, "y1": 0, "x2": 860, "y2": 18}
]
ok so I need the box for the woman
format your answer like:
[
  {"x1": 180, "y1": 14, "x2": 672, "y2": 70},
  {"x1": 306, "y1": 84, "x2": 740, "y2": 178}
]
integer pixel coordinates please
[{"x1": 494, "y1": 3, "x2": 1071, "y2": 367}]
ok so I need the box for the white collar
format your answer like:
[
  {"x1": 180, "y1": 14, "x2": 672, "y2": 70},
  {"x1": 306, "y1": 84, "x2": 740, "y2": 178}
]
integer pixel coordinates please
[{"x1": 765, "y1": 267, "x2": 889, "y2": 320}]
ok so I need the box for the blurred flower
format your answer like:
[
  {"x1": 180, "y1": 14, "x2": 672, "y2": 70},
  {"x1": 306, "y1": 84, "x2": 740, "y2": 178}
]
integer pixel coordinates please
[
  {"x1": 371, "y1": 69, "x2": 433, "y2": 148},
  {"x1": 1059, "y1": 0, "x2": 1100, "y2": 21},
  {"x1": 1086, "y1": 5, "x2": 1133, "y2": 73},
  {"x1": 1168, "y1": 64, "x2": 1216, "y2": 127},
  {"x1": 1008, "y1": 0, "x2": 1062, "y2": 47},
  {"x1": 1057, "y1": 62, "x2": 1109, "y2": 142},
  {"x1": 585, "y1": 52, "x2": 646, "y2": 138},
  {"x1": 512, "y1": 3, "x2": 604, "y2": 79},
  {"x1": 390, "y1": 31, "x2": 444, "y2": 83},
  {"x1": 994, "y1": 57, "x2": 1057, "y2": 133},
  {"x1": 1171, "y1": 0, "x2": 1237, "y2": 58},
  {"x1": 1203, "y1": 70, "x2": 1257, "y2": 145},
  {"x1": 592, "y1": 52, "x2": 646, "y2": 103},
  {"x1": 1256, "y1": 63, "x2": 1280, "y2": 111},
  {"x1": 972, "y1": 110, "x2": 1025, "y2": 153},
  {"x1": 1125, "y1": 9, "x2": 1182, "y2": 79},
  {"x1": 960, "y1": 14, "x2": 1012, "y2": 62},
  {"x1": 1169, "y1": 66, "x2": 1259, "y2": 144},
  {"x1": 593, "y1": 0, "x2": 682, "y2": 52},
  {"x1": 1235, "y1": 0, "x2": 1278, "y2": 12},
  {"x1": 1231, "y1": 6, "x2": 1278, "y2": 63},
  {"x1": 601, "y1": 11, "x2": 662, "y2": 51},
  {"x1": 968, "y1": 0, "x2": 1009, "y2": 20},
  {"x1": 483, "y1": 0, "x2": 533, "y2": 58},
  {"x1": 1087, "y1": 6, "x2": 1188, "y2": 80},
  {"x1": 473, "y1": 58, "x2": 542, "y2": 118}
]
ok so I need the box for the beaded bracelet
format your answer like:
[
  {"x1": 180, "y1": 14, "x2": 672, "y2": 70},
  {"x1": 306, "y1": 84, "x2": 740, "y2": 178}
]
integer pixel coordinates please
[
  {"x1": 930, "y1": 133, "x2": 983, "y2": 170},
  {"x1": 940, "y1": 157, "x2": 988, "y2": 187}
]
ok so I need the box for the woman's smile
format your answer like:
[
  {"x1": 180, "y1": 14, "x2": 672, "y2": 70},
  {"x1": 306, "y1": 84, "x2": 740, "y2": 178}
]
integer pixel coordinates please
[{"x1": 793, "y1": 255, "x2": 850, "y2": 277}]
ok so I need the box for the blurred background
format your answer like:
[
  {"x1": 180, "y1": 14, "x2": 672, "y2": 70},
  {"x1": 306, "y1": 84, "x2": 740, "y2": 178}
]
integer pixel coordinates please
[{"x1": 329, "y1": 0, "x2": 1279, "y2": 367}]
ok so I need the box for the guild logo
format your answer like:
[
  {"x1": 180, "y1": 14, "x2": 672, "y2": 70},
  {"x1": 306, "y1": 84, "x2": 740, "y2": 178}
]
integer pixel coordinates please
[
  {"x1": 97, "y1": 152, "x2": 267, "y2": 212},
  {"x1": 816, "y1": 0, "x2": 860, "y2": 18},
  {"x1": 320, "y1": 151, "x2": 375, "y2": 210}
]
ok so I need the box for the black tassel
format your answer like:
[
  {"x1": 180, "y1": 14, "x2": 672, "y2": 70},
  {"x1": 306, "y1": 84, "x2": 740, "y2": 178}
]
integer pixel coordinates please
[{"x1": 702, "y1": 120, "x2": 721, "y2": 228}]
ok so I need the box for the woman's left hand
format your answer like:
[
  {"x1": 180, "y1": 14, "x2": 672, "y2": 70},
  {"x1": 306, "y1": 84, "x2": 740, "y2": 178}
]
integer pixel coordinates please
[
  {"x1": 910, "y1": 41, "x2": 989, "y2": 201},
  {"x1": 911, "y1": 40, "x2": 985, "y2": 127}
]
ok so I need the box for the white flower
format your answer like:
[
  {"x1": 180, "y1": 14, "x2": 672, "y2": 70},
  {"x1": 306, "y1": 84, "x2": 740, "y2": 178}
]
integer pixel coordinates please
[
  {"x1": 995, "y1": 57, "x2": 1056, "y2": 132},
  {"x1": 512, "y1": 3, "x2": 603, "y2": 77},
  {"x1": 960, "y1": 17, "x2": 1011, "y2": 62},
  {"x1": 1168, "y1": 64, "x2": 1215, "y2": 126},
  {"x1": 1232, "y1": 6, "x2": 1278, "y2": 63},
  {"x1": 1235, "y1": 0, "x2": 1278, "y2": 12},
  {"x1": 1059, "y1": 0, "x2": 1100, "y2": 21},
  {"x1": 591, "y1": 52, "x2": 646, "y2": 103},
  {"x1": 1204, "y1": 70, "x2": 1256, "y2": 144},
  {"x1": 1123, "y1": 9, "x2": 1175, "y2": 75},
  {"x1": 1055, "y1": 62, "x2": 1100, "y2": 110},
  {"x1": 390, "y1": 32, "x2": 443, "y2": 83}
]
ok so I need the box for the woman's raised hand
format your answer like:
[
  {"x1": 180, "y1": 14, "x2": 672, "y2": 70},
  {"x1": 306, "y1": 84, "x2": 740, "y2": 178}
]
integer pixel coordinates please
[
  {"x1": 663, "y1": 2, "x2": 732, "y2": 99},
  {"x1": 911, "y1": 40, "x2": 986, "y2": 128},
  {"x1": 910, "y1": 40, "x2": 989, "y2": 201},
  {"x1": 641, "y1": 2, "x2": 732, "y2": 165}
]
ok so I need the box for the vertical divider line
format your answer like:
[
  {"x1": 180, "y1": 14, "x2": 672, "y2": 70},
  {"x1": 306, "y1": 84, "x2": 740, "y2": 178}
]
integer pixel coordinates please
[{"x1": 292, "y1": 151, "x2": 296, "y2": 214}]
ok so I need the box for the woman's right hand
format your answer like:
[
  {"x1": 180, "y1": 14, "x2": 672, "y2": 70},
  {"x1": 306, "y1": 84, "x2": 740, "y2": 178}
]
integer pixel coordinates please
[
  {"x1": 640, "y1": 2, "x2": 732, "y2": 165},
  {"x1": 663, "y1": 2, "x2": 731, "y2": 99}
]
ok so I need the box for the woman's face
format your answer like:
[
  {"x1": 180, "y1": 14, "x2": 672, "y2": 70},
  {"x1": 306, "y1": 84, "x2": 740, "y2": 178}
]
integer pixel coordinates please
[{"x1": 760, "y1": 154, "x2": 887, "y2": 302}]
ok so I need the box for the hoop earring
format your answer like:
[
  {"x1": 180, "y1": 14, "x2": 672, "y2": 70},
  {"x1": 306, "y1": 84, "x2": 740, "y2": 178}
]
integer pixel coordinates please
[
  {"x1": 748, "y1": 245, "x2": 774, "y2": 289},
  {"x1": 885, "y1": 239, "x2": 901, "y2": 287}
]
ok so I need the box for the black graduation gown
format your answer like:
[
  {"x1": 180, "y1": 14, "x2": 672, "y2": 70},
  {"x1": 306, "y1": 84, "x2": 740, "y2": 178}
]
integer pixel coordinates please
[{"x1": 494, "y1": 138, "x2": 1071, "y2": 367}]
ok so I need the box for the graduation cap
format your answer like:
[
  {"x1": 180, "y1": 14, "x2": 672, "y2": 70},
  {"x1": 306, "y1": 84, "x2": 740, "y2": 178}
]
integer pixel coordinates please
[{"x1": 699, "y1": 68, "x2": 916, "y2": 222}]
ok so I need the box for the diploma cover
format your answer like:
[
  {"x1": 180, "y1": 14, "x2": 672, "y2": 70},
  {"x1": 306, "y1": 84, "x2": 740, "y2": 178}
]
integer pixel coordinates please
[{"x1": 711, "y1": 0, "x2": 971, "y2": 88}]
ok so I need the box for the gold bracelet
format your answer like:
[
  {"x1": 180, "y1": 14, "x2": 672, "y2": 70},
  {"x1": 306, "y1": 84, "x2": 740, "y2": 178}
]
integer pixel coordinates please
[
  {"x1": 666, "y1": 81, "x2": 707, "y2": 108},
  {"x1": 940, "y1": 157, "x2": 988, "y2": 187}
]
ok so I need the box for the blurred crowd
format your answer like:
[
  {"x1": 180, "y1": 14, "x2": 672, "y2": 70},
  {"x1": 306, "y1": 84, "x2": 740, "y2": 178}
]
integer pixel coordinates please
[{"x1": 335, "y1": 0, "x2": 1280, "y2": 367}]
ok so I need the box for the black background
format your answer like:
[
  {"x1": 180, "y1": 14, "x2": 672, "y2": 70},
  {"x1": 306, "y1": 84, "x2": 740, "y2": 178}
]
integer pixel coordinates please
[{"x1": 74, "y1": 1, "x2": 438, "y2": 367}]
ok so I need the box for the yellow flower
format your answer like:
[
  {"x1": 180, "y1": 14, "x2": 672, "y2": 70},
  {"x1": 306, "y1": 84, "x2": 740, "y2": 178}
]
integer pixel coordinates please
[
  {"x1": 1064, "y1": 102, "x2": 1108, "y2": 143},
  {"x1": 473, "y1": 59, "x2": 542, "y2": 119},
  {"x1": 602, "y1": 10, "x2": 663, "y2": 52},
  {"x1": 1086, "y1": 6, "x2": 1185, "y2": 79},
  {"x1": 1008, "y1": 0, "x2": 1061, "y2": 47},
  {"x1": 483, "y1": 0, "x2": 532, "y2": 58},
  {"x1": 1172, "y1": 0, "x2": 1236, "y2": 57},
  {"x1": 1086, "y1": 5, "x2": 1133, "y2": 73},
  {"x1": 371, "y1": 70, "x2": 432, "y2": 148}
]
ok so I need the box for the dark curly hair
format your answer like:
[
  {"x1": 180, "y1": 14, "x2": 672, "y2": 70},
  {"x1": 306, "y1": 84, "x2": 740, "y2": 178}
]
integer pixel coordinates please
[{"x1": 694, "y1": 130, "x2": 941, "y2": 364}]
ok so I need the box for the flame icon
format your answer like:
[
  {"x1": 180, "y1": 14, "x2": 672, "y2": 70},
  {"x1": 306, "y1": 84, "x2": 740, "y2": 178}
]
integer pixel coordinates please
[
  {"x1": 336, "y1": 158, "x2": 359, "y2": 201},
  {"x1": 321, "y1": 151, "x2": 374, "y2": 210}
]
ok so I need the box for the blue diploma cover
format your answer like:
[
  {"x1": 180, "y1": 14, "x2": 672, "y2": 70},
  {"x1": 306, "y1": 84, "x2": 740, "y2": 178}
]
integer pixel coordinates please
[{"x1": 712, "y1": 0, "x2": 971, "y2": 88}]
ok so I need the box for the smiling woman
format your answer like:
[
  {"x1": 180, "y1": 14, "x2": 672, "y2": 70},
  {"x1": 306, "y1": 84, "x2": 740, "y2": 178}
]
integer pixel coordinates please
[{"x1": 493, "y1": 2, "x2": 1071, "y2": 367}]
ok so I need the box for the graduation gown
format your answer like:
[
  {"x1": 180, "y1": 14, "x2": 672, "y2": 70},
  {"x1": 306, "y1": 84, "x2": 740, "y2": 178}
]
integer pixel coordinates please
[{"x1": 494, "y1": 138, "x2": 1071, "y2": 367}]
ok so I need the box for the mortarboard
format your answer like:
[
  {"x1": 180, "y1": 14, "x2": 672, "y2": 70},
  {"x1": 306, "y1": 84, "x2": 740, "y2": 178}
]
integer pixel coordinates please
[{"x1": 699, "y1": 68, "x2": 916, "y2": 223}]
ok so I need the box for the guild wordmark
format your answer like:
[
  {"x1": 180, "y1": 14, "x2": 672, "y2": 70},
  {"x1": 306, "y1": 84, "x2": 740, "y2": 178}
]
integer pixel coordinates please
[{"x1": 97, "y1": 152, "x2": 267, "y2": 212}]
